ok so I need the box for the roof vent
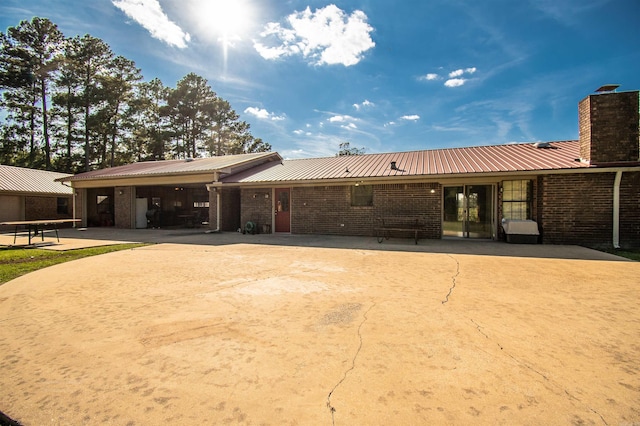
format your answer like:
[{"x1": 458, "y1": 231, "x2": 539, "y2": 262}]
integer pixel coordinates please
[
  {"x1": 390, "y1": 161, "x2": 405, "y2": 172},
  {"x1": 534, "y1": 142, "x2": 552, "y2": 149}
]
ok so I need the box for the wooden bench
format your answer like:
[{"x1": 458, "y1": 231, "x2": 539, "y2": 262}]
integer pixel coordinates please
[{"x1": 375, "y1": 216, "x2": 427, "y2": 245}]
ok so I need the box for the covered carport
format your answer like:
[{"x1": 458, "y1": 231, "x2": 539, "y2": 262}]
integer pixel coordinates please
[{"x1": 56, "y1": 153, "x2": 282, "y2": 230}]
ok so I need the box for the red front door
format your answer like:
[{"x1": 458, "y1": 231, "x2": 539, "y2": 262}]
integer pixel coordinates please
[{"x1": 274, "y1": 188, "x2": 290, "y2": 233}]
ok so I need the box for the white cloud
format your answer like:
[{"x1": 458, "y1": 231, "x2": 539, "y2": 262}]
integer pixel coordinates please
[
  {"x1": 353, "y1": 99, "x2": 374, "y2": 110},
  {"x1": 342, "y1": 123, "x2": 358, "y2": 130},
  {"x1": 253, "y1": 4, "x2": 375, "y2": 66},
  {"x1": 384, "y1": 121, "x2": 396, "y2": 127},
  {"x1": 442, "y1": 67, "x2": 477, "y2": 87},
  {"x1": 293, "y1": 129, "x2": 305, "y2": 135},
  {"x1": 423, "y1": 73, "x2": 440, "y2": 81},
  {"x1": 112, "y1": 0, "x2": 190, "y2": 48},
  {"x1": 328, "y1": 114, "x2": 355, "y2": 123},
  {"x1": 445, "y1": 78, "x2": 466, "y2": 87},
  {"x1": 244, "y1": 106, "x2": 285, "y2": 121},
  {"x1": 400, "y1": 115, "x2": 420, "y2": 121}
]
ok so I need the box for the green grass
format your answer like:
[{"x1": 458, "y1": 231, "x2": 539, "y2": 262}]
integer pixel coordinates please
[
  {"x1": 0, "y1": 243, "x2": 150, "y2": 285},
  {"x1": 601, "y1": 248, "x2": 640, "y2": 261}
]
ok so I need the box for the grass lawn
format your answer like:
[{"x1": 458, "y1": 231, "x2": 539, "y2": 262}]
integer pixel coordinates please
[
  {"x1": 603, "y1": 248, "x2": 640, "y2": 261},
  {"x1": 0, "y1": 244, "x2": 150, "y2": 285}
]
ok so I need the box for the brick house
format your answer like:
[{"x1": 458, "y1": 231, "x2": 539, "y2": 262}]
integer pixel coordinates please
[
  {"x1": 60, "y1": 89, "x2": 640, "y2": 248},
  {"x1": 0, "y1": 165, "x2": 75, "y2": 224}
]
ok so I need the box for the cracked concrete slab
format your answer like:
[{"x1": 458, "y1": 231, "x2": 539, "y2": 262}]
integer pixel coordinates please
[{"x1": 0, "y1": 232, "x2": 639, "y2": 425}]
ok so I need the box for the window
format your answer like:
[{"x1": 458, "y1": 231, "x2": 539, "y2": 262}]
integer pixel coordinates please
[
  {"x1": 502, "y1": 180, "x2": 532, "y2": 220},
  {"x1": 57, "y1": 197, "x2": 69, "y2": 214},
  {"x1": 97, "y1": 195, "x2": 111, "y2": 214},
  {"x1": 351, "y1": 185, "x2": 373, "y2": 207},
  {"x1": 193, "y1": 201, "x2": 209, "y2": 208}
]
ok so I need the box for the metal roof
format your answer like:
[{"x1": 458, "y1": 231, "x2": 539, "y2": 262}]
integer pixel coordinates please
[
  {"x1": 0, "y1": 165, "x2": 73, "y2": 195},
  {"x1": 62, "y1": 152, "x2": 281, "y2": 182},
  {"x1": 222, "y1": 141, "x2": 587, "y2": 184}
]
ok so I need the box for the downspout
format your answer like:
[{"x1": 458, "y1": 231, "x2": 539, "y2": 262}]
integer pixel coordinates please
[
  {"x1": 72, "y1": 188, "x2": 76, "y2": 228},
  {"x1": 217, "y1": 190, "x2": 221, "y2": 232},
  {"x1": 612, "y1": 171, "x2": 622, "y2": 249}
]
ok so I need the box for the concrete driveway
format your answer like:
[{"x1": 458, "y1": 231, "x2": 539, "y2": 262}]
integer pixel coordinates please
[{"x1": 0, "y1": 229, "x2": 639, "y2": 425}]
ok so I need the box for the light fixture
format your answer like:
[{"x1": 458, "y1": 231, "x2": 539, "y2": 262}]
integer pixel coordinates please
[
  {"x1": 430, "y1": 189, "x2": 436, "y2": 194},
  {"x1": 118, "y1": 190, "x2": 124, "y2": 195}
]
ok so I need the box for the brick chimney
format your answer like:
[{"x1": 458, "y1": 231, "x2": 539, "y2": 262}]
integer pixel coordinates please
[{"x1": 578, "y1": 89, "x2": 640, "y2": 164}]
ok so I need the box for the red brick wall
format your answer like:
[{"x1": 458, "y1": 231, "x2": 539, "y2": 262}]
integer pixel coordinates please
[
  {"x1": 240, "y1": 189, "x2": 272, "y2": 232},
  {"x1": 221, "y1": 188, "x2": 241, "y2": 231},
  {"x1": 538, "y1": 173, "x2": 615, "y2": 247},
  {"x1": 579, "y1": 91, "x2": 640, "y2": 164},
  {"x1": 290, "y1": 183, "x2": 441, "y2": 238},
  {"x1": 25, "y1": 196, "x2": 74, "y2": 222},
  {"x1": 114, "y1": 187, "x2": 132, "y2": 228}
]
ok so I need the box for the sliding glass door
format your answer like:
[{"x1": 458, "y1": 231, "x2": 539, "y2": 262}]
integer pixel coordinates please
[{"x1": 443, "y1": 185, "x2": 494, "y2": 238}]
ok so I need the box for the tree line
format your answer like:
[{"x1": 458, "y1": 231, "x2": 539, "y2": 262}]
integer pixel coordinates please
[{"x1": 0, "y1": 17, "x2": 271, "y2": 173}]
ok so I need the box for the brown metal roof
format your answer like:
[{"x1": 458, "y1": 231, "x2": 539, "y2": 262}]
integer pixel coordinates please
[
  {"x1": 0, "y1": 165, "x2": 73, "y2": 195},
  {"x1": 222, "y1": 141, "x2": 587, "y2": 184},
  {"x1": 62, "y1": 152, "x2": 282, "y2": 182}
]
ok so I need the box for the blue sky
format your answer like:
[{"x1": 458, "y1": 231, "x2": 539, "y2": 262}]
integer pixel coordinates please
[{"x1": 1, "y1": 0, "x2": 639, "y2": 159}]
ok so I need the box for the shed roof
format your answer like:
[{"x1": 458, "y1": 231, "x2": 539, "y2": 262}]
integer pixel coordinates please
[
  {"x1": 222, "y1": 140, "x2": 587, "y2": 184},
  {"x1": 61, "y1": 152, "x2": 281, "y2": 182},
  {"x1": 0, "y1": 165, "x2": 73, "y2": 195}
]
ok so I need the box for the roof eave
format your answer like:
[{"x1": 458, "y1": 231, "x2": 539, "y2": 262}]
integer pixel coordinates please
[{"x1": 216, "y1": 164, "x2": 640, "y2": 188}]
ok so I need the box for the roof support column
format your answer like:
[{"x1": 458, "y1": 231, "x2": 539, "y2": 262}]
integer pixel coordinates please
[{"x1": 613, "y1": 170, "x2": 622, "y2": 249}]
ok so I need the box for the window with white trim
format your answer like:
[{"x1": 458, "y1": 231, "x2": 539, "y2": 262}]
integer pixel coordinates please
[{"x1": 502, "y1": 180, "x2": 532, "y2": 220}]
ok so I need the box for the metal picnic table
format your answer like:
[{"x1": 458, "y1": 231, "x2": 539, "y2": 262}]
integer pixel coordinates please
[{"x1": 0, "y1": 219, "x2": 81, "y2": 246}]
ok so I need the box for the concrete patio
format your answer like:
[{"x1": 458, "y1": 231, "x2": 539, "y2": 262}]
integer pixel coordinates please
[{"x1": 0, "y1": 229, "x2": 638, "y2": 425}]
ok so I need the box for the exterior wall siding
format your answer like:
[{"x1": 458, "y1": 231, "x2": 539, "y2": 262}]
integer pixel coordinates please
[
  {"x1": 290, "y1": 183, "x2": 441, "y2": 238},
  {"x1": 114, "y1": 186, "x2": 133, "y2": 228},
  {"x1": 539, "y1": 173, "x2": 616, "y2": 247},
  {"x1": 238, "y1": 183, "x2": 441, "y2": 238},
  {"x1": 220, "y1": 188, "x2": 241, "y2": 231},
  {"x1": 24, "y1": 195, "x2": 74, "y2": 222},
  {"x1": 240, "y1": 188, "x2": 273, "y2": 233}
]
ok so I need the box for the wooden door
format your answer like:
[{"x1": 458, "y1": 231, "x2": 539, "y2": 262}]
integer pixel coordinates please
[{"x1": 274, "y1": 188, "x2": 290, "y2": 233}]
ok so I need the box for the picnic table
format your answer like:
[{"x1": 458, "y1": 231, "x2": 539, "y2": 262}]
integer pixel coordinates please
[
  {"x1": 375, "y1": 216, "x2": 427, "y2": 245},
  {"x1": 0, "y1": 219, "x2": 81, "y2": 246}
]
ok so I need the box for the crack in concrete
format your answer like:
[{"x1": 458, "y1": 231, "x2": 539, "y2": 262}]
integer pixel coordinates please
[
  {"x1": 470, "y1": 319, "x2": 608, "y2": 425},
  {"x1": 326, "y1": 303, "x2": 376, "y2": 425},
  {"x1": 441, "y1": 254, "x2": 460, "y2": 304}
]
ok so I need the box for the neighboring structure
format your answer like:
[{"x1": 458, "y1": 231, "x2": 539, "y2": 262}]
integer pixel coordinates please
[
  {"x1": 0, "y1": 165, "x2": 74, "y2": 223},
  {"x1": 59, "y1": 89, "x2": 640, "y2": 248},
  {"x1": 57, "y1": 153, "x2": 282, "y2": 230}
]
